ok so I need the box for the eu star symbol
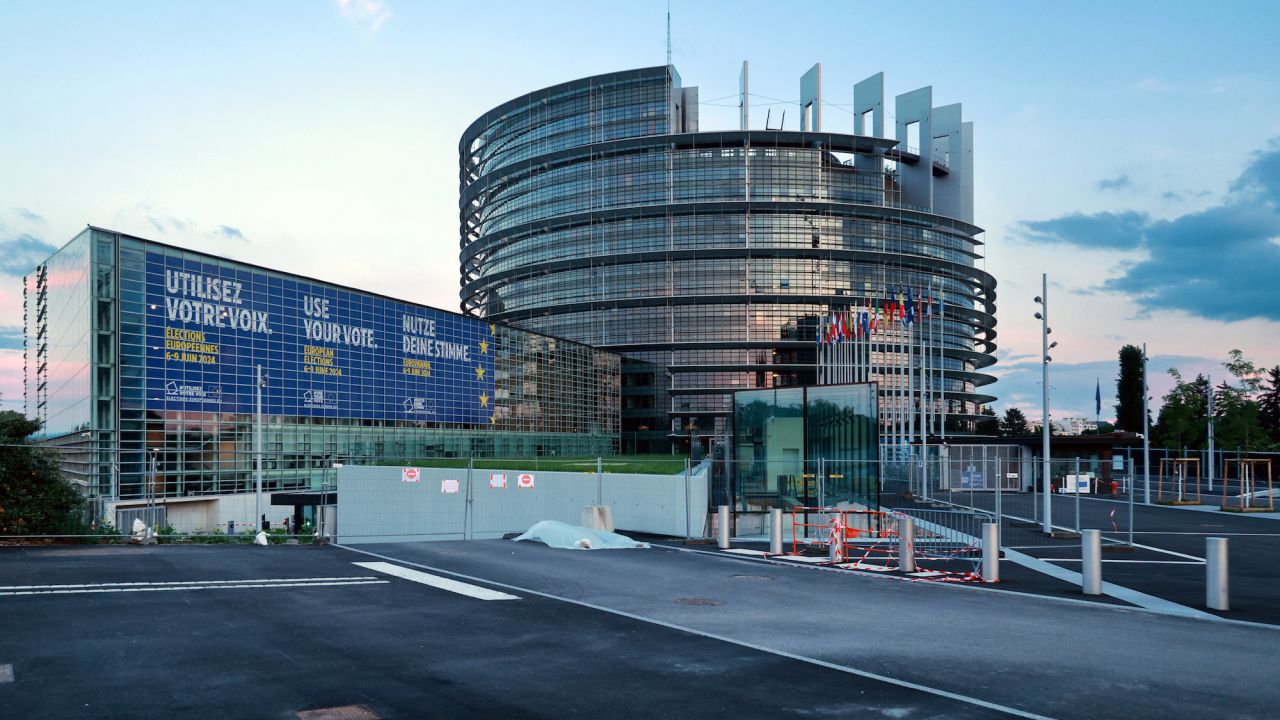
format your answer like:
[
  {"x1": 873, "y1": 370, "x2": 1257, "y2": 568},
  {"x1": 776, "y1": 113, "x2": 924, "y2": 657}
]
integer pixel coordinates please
[
  {"x1": 490, "y1": 414, "x2": 496, "y2": 424},
  {"x1": 475, "y1": 365, "x2": 486, "y2": 380},
  {"x1": 478, "y1": 392, "x2": 489, "y2": 408},
  {"x1": 489, "y1": 323, "x2": 496, "y2": 335},
  {"x1": 479, "y1": 339, "x2": 488, "y2": 354}
]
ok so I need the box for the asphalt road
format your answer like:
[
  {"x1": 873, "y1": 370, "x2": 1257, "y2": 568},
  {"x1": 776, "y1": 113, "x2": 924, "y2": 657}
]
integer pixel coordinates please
[
  {"x1": 4, "y1": 540, "x2": 1278, "y2": 719},
  {"x1": 0, "y1": 544, "x2": 1010, "y2": 720}
]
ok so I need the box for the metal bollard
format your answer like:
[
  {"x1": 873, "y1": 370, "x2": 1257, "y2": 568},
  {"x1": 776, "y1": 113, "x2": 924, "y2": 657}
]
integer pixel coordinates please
[
  {"x1": 898, "y1": 516, "x2": 916, "y2": 573},
  {"x1": 1206, "y1": 537, "x2": 1229, "y2": 611},
  {"x1": 1082, "y1": 528, "x2": 1102, "y2": 595},
  {"x1": 982, "y1": 522, "x2": 1000, "y2": 582},
  {"x1": 717, "y1": 505, "x2": 730, "y2": 549},
  {"x1": 769, "y1": 508, "x2": 783, "y2": 555}
]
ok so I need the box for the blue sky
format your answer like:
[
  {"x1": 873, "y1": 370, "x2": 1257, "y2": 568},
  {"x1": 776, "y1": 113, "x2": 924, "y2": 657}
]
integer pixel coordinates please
[{"x1": 2, "y1": 0, "x2": 1278, "y2": 419}]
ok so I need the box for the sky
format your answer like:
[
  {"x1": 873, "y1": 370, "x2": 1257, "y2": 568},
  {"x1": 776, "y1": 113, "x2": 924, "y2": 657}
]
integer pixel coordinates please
[{"x1": 2, "y1": 0, "x2": 1279, "y2": 421}]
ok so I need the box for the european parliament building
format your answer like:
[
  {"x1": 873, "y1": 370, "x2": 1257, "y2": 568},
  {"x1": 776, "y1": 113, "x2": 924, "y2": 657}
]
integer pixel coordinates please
[
  {"x1": 460, "y1": 64, "x2": 998, "y2": 454},
  {"x1": 22, "y1": 227, "x2": 619, "y2": 520}
]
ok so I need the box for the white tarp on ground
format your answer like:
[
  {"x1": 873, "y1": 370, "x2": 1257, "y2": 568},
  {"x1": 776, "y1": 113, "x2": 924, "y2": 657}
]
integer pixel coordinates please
[{"x1": 513, "y1": 520, "x2": 650, "y2": 550}]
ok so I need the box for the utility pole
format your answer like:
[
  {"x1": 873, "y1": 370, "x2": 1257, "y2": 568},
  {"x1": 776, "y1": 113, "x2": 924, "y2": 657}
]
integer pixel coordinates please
[{"x1": 1207, "y1": 374, "x2": 1216, "y2": 492}]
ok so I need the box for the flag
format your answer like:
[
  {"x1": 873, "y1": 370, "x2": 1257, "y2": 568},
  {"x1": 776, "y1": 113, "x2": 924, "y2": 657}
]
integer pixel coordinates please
[
  {"x1": 906, "y1": 287, "x2": 916, "y2": 325},
  {"x1": 1095, "y1": 378, "x2": 1101, "y2": 417}
]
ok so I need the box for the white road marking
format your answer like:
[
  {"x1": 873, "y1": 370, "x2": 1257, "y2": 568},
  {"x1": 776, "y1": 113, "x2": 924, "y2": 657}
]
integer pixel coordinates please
[
  {"x1": 777, "y1": 555, "x2": 831, "y2": 564},
  {"x1": 720, "y1": 548, "x2": 770, "y2": 556},
  {"x1": 0, "y1": 580, "x2": 387, "y2": 596},
  {"x1": 1041, "y1": 558, "x2": 1205, "y2": 565},
  {"x1": 0, "y1": 577, "x2": 379, "y2": 591},
  {"x1": 0, "y1": 664, "x2": 12, "y2": 683},
  {"x1": 341, "y1": 546, "x2": 1052, "y2": 720},
  {"x1": 354, "y1": 561, "x2": 519, "y2": 600}
]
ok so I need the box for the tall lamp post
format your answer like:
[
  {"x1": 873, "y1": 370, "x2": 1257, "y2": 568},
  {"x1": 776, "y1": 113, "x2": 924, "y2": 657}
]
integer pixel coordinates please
[
  {"x1": 255, "y1": 365, "x2": 267, "y2": 532},
  {"x1": 1142, "y1": 344, "x2": 1151, "y2": 504},
  {"x1": 1034, "y1": 274, "x2": 1058, "y2": 534}
]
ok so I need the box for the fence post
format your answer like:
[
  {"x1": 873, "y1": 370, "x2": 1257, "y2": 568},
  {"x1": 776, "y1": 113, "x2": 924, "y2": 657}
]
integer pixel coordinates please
[
  {"x1": 717, "y1": 505, "x2": 730, "y2": 549},
  {"x1": 898, "y1": 515, "x2": 916, "y2": 573},
  {"x1": 684, "y1": 458, "x2": 692, "y2": 540},
  {"x1": 1074, "y1": 457, "x2": 1081, "y2": 532},
  {"x1": 1127, "y1": 456, "x2": 1135, "y2": 547},
  {"x1": 464, "y1": 457, "x2": 474, "y2": 541},
  {"x1": 1082, "y1": 528, "x2": 1102, "y2": 595},
  {"x1": 982, "y1": 522, "x2": 999, "y2": 582},
  {"x1": 596, "y1": 457, "x2": 603, "y2": 507},
  {"x1": 1206, "y1": 537, "x2": 1229, "y2": 611},
  {"x1": 769, "y1": 508, "x2": 783, "y2": 555}
]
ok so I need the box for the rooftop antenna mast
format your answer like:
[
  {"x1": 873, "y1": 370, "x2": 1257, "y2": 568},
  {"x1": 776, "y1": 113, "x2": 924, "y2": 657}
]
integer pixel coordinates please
[{"x1": 666, "y1": 2, "x2": 672, "y2": 66}]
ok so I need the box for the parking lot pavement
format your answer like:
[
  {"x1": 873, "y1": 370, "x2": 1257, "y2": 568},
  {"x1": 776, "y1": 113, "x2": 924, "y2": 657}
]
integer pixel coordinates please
[
  {"x1": 353, "y1": 538, "x2": 1280, "y2": 720},
  {"x1": 0, "y1": 545, "x2": 1013, "y2": 720},
  {"x1": 1021, "y1": 499, "x2": 1280, "y2": 625}
]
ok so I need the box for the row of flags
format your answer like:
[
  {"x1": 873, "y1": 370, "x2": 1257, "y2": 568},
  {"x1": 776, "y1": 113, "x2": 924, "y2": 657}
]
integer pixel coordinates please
[{"x1": 817, "y1": 287, "x2": 942, "y2": 345}]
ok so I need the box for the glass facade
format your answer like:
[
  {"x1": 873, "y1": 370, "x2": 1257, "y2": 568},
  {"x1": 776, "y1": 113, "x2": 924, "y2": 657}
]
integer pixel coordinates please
[
  {"x1": 23, "y1": 228, "x2": 620, "y2": 507},
  {"x1": 732, "y1": 384, "x2": 879, "y2": 508},
  {"x1": 461, "y1": 66, "x2": 998, "y2": 454}
]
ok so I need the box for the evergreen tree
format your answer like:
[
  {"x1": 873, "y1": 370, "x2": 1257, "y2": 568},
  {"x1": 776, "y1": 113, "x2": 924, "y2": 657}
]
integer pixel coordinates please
[
  {"x1": 1115, "y1": 345, "x2": 1147, "y2": 432},
  {"x1": 1152, "y1": 370, "x2": 1209, "y2": 449},
  {"x1": 999, "y1": 407, "x2": 1030, "y2": 436},
  {"x1": 975, "y1": 406, "x2": 999, "y2": 436},
  {"x1": 1260, "y1": 365, "x2": 1280, "y2": 444}
]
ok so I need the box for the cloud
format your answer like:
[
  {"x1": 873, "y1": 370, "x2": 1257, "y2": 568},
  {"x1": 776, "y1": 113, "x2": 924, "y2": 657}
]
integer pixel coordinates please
[
  {"x1": 0, "y1": 326, "x2": 22, "y2": 350},
  {"x1": 1018, "y1": 210, "x2": 1149, "y2": 251},
  {"x1": 11, "y1": 208, "x2": 44, "y2": 223},
  {"x1": 216, "y1": 225, "x2": 247, "y2": 242},
  {"x1": 1014, "y1": 138, "x2": 1280, "y2": 322},
  {"x1": 0, "y1": 232, "x2": 58, "y2": 275},
  {"x1": 336, "y1": 0, "x2": 391, "y2": 32},
  {"x1": 112, "y1": 202, "x2": 249, "y2": 247},
  {"x1": 1096, "y1": 174, "x2": 1133, "y2": 192}
]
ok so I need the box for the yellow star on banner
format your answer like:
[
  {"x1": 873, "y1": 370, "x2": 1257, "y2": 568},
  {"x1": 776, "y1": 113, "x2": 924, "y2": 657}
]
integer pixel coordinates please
[
  {"x1": 489, "y1": 323, "x2": 496, "y2": 335},
  {"x1": 475, "y1": 365, "x2": 485, "y2": 380},
  {"x1": 478, "y1": 392, "x2": 489, "y2": 408},
  {"x1": 490, "y1": 414, "x2": 496, "y2": 425},
  {"x1": 479, "y1": 339, "x2": 488, "y2": 354}
]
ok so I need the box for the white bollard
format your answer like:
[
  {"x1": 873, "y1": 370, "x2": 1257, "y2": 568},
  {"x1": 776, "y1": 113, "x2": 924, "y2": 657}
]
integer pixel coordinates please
[
  {"x1": 982, "y1": 522, "x2": 1000, "y2": 582},
  {"x1": 1082, "y1": 528, "x2": 1101, "y2": 595},
  {"x1": 769, "y1": 508, "x2": 783, "y2": 555},
  {"x1": 898, "y1": 515, "x2": 916, "y2": 573},
  {"x1": 1206, "y1": 537, "x2": 1229, "y2": 611},
  {"x1": 717, "y1": 505, "x2": 730, "y2": 549}
]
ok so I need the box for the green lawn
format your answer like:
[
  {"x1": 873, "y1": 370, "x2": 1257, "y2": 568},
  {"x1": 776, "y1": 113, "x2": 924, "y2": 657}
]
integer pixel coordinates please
[{"x1": 380, "y1": 455, "x2": 691, "y2": 475}]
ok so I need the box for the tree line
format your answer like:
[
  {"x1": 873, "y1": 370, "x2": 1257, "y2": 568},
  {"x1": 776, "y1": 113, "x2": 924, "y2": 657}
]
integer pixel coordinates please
[{"x1": 978, "y1": 345, "x2": 1280, "y2": 451}]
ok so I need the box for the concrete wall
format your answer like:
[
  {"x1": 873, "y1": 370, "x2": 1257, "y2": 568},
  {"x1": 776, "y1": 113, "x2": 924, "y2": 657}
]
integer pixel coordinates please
[
  {"x1": 108, "y1": 492, "x2": 311, "y2": 534},
  {"x1": 335, "y1": 464, "x2": 710, "y2": 544}
]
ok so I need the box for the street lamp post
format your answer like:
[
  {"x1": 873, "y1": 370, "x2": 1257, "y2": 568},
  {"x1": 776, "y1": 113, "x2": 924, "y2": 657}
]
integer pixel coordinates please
[
  {"x1": 255, "y1": 364, "x2": 266, "y2": 532},
  {"x1": 1034, "y1": 274, "x2": 1057, "y2": 534},
  {"x1": 1142, "y1": 344, "x2": 1151, "y2": 505}
]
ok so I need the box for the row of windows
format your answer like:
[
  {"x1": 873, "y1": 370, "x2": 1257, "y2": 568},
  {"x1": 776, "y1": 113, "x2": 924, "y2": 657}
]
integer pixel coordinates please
[
  {"x1": 484, "y1": 259, "x2": 987, "y2": 317},
  {"x1": 471, "y1": 215, "x2": 979, "y2": 286}
]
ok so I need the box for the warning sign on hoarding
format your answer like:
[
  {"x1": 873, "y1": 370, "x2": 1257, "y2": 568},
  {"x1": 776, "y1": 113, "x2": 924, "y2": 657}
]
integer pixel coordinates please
[
  {"x1": 441, "y1": 478, "x2": 460, "y2": 494},
  {"x1": 489, "y1": 473, "x2": 507, "y2": 489},
  {"x1": 517, "y1": 473, "x2": 535, "y2": 489},
  {"x1": 402, "y1": 467, "x2": 421, "y2": 483}
]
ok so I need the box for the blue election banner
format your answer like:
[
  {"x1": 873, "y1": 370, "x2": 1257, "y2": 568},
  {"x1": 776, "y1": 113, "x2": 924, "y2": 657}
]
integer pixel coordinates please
[{"x1": 143, "y1": 252, "x2": 495, "y2": 424}]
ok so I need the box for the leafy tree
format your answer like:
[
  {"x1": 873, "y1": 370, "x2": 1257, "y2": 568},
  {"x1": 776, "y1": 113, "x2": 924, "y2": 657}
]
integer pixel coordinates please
[
  {"x1": 0, "y1": 411, "x2": 85, "y2": 535},
  {"x1": 999, "y1": 408, "x2": 1030, "y2": 436},
  {"x1": 1260, "y1": 365, "x2": 1280, "y2": 444},
  {"x1": 1153, "y1": 370, "x2": 1210, "y2": 449},
  {"x1": 975, "y1": 406, "x2": 999, "y2": 436},
  {"x1": 1115, "y1": 345, "x2": 1147, "y2": 432}
]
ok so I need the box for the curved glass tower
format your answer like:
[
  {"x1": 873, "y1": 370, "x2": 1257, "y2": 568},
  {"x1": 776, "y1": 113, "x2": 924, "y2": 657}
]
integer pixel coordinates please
[{"x1": 460, "y1": 65, "x2": 996, "y2": 453}]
